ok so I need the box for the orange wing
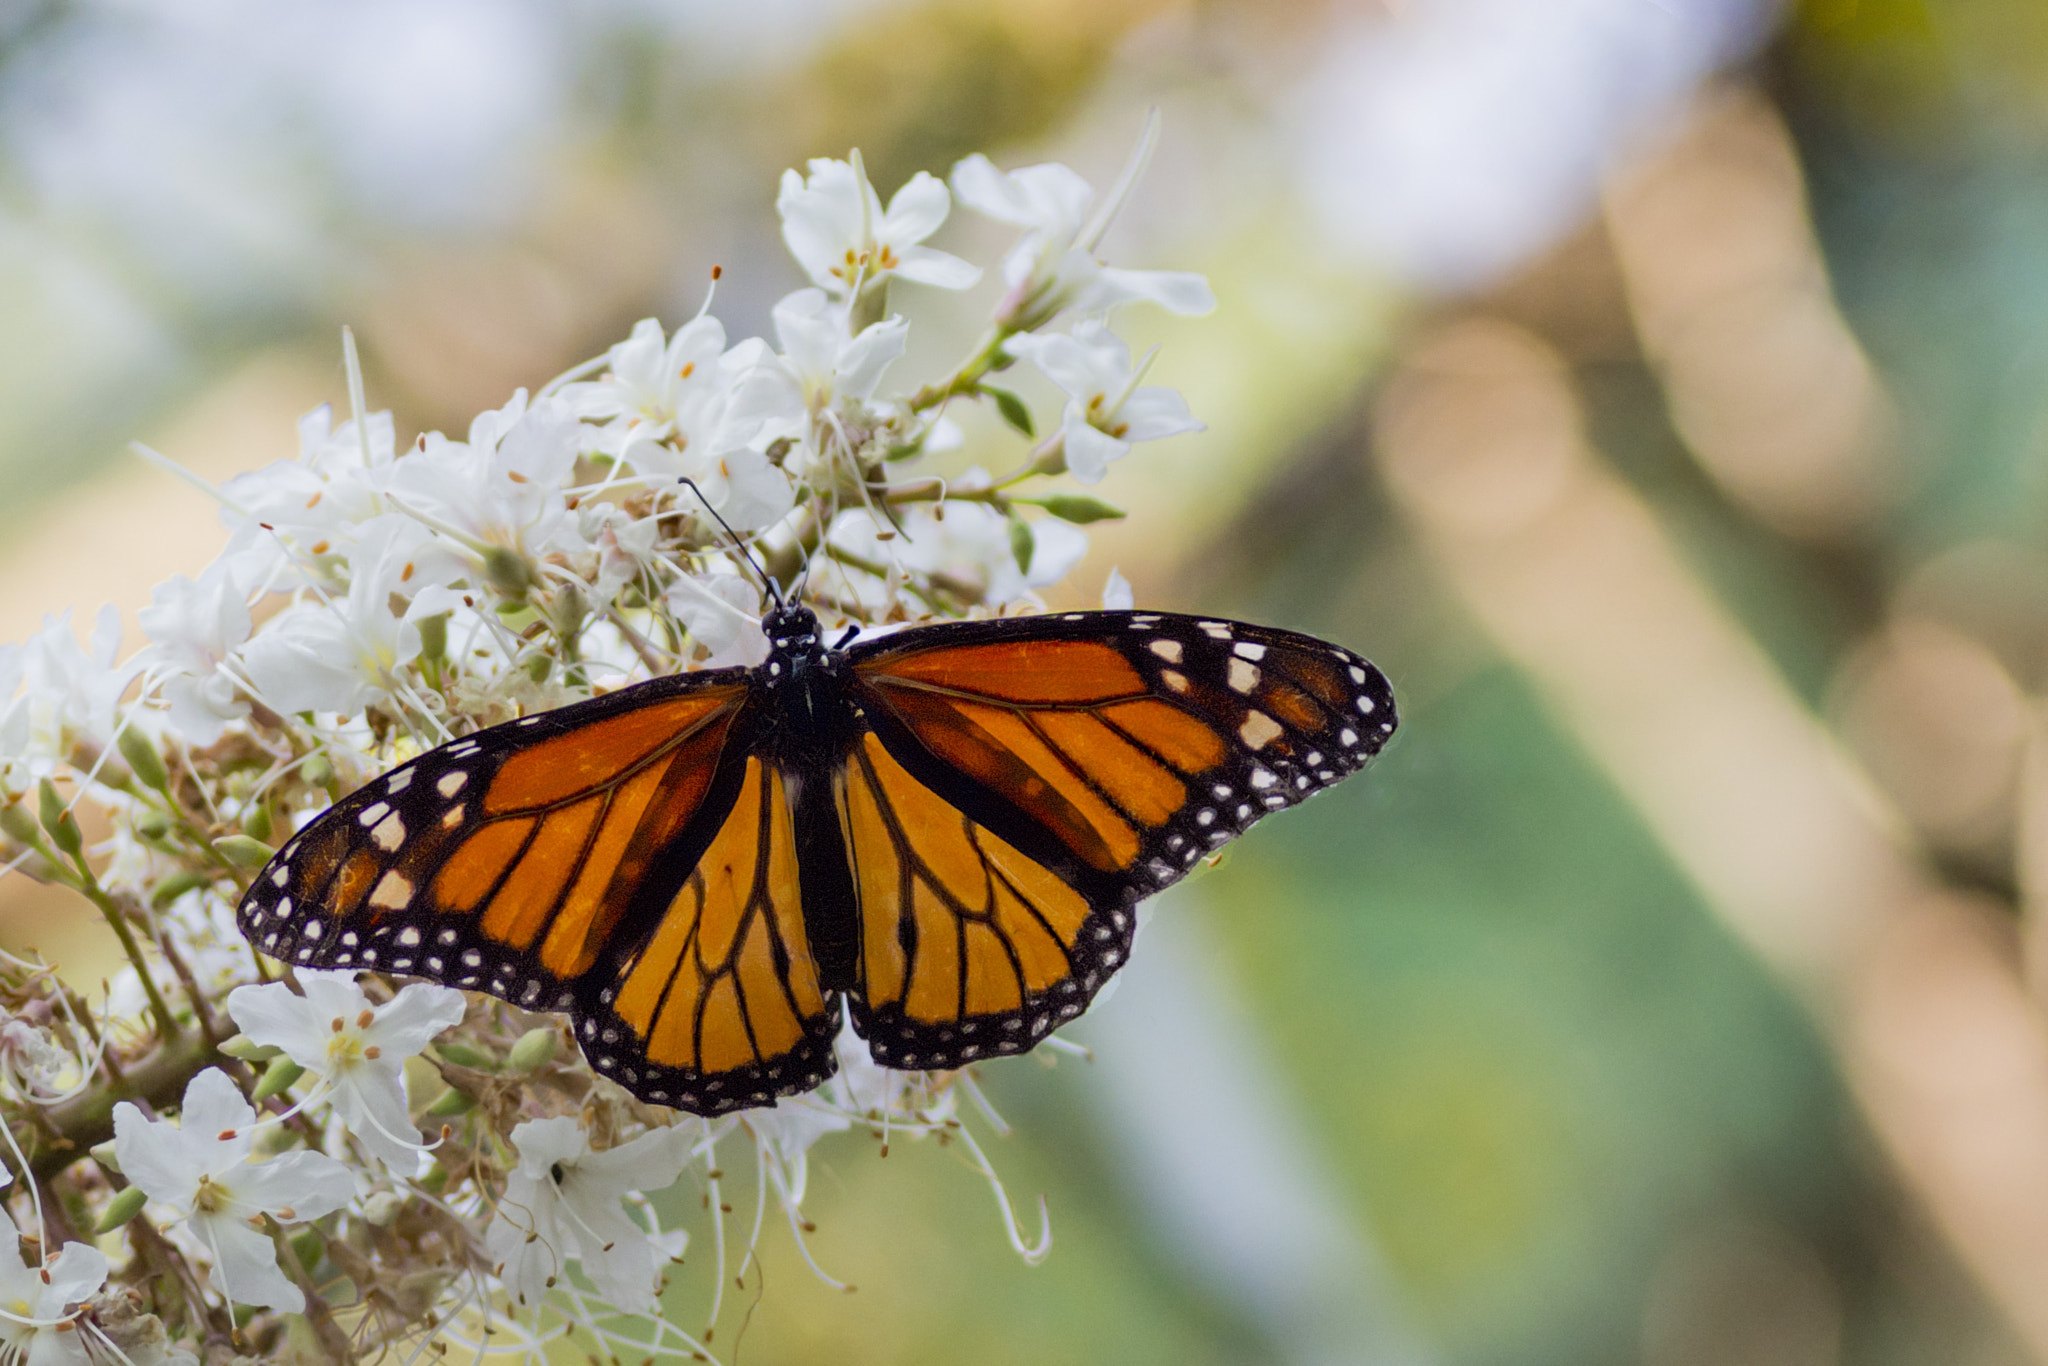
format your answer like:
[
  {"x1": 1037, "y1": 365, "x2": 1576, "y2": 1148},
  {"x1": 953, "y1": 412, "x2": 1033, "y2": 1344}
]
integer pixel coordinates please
[
  {"x1": 841, "y1": 611, "x2": 1396, "y2": 1069},
  {"x1": 239, "y1": 672, "x2": 753, "y2": 1016},
  {"x1": 578, "y1": 757, "x2": 839, "y2": 1111}
]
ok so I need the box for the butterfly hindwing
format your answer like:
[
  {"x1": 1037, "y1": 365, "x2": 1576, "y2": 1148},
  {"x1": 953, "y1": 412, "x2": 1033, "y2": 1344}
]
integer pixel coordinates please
[
  {"x1": 840, "y1": 610, "x2": 1397, "y2": 1068},
  {"x1": 576, "y1": 756, "x2": 841, "y2": 1113}
]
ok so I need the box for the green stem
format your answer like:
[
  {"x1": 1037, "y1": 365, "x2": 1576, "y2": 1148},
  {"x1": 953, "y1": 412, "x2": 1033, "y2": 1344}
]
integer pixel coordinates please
[
  {"x1": 74, "y1": 872, "x2": 180, "y2": 1041},
  {"x1": 906, "y1": 326, "x2": 1018, "y2": 414}
]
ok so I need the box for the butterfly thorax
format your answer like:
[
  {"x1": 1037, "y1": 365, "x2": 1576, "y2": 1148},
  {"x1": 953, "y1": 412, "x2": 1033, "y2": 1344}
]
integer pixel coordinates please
[{"x1": 758, "y1": 602, "x2": 864, "y2": 991}]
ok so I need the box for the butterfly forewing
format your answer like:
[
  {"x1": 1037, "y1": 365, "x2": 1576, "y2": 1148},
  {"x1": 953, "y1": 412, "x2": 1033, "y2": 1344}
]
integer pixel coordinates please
[
  {"x1": 237, "y1": 673, "x2": 753, "y2": 1012},
  {"x1": 840, "y1": 610, "x2": 1397, "y2": 1070}
]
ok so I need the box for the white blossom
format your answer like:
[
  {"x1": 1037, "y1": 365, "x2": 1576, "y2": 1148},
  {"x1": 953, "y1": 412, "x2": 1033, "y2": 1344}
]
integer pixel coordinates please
[
  {"x1": 730, "y1": 288, "x2": 909, "y2": 441},
  {"x1": 665, "y1": 572, "x2": 770, "y2": 669},
  {"x1": 561, "y1": 316, "x2": 759, "y2": 468},
  {"x1": 486, "y1": 1116, "x2": 690, "y2": 1314},
  {"x1": 826, "y1": 484, "x2": 1086, "y2": 612},
  {"x1": 950, "y1": 153, "x2": 1215, "y2": 327},
  {"x1": 239, "y1": 515, "x2": 460, "y2": 717},
  {"x1": 0, "y1": 1201, "x2": 107, "y2": 1366},
  {"x1": 384, "y1": 391, "x2": 588, "y2": 570},
  {"x1": 1102, "y1": 567, "x2": 1135, "y2": 611},
  {"x1": 20, "y1": 607, "x2": 131, "y2": 763},
  {"x1": 1005, "y1": 322, "x2": 1203, "y2": 483},
  {"x1": 778, "y1": 156, "x2": 978, "y2": 298},
  {"x1": 226, "y1": 970, "x2": 467, "y2": 1172},
  {"x1": 135, "y1": 561, "x2": 254, "y2": 745},
  {"x1": 113, "y1": 1068, "x2": 351, "y2": 1313}
]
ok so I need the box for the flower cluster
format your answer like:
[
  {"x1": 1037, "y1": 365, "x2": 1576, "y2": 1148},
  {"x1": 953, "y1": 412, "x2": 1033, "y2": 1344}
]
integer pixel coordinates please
[{"x1": 0, "y1": 130, "x2": 1204, "y2": 1362}]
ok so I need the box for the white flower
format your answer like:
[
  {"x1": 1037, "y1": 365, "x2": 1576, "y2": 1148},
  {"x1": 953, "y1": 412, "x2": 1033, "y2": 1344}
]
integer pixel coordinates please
[
  {"x1": 239, "y1": 516, "x2": 459, "y2": 717},
  {"x1": 664, "y1": 572, "x2": 769, "y2": 669},
  {"x1": 950, "y1": 153, "x2": 1215, "y2": 327},
  {"x1": 216, "y1": 404, "x2": 399, "y2": 586},
  {"x1": 1004, "y1": 322, "x2": 1203, "y2": 483},
  {"x1": 385, "y1": 391, "x2": 587, "y2": 570},
  {"x1": 486, "y1": 1117, "x2": 690, "y2": 1314},
  {"x1": 226, "y1": 970, "x2": 467, "y2": 1172},
  {"x1": 112, "y1": 1068, "x2": 350, "y2": 1313},
  {"x1": 729, "y1": 288, "x2": 909, "y2": 442},
  {"x1": 826, "y1": 483, "x2": 1086, "y2": 611},
  {"x1": 562, "y1": 316, "x2": 760, "y2": 467},
  {"x1": 0, "y1": 644, "x2": 29, "y2": 797},
  {"x1": 778, "y1": 156, "x2": 978, "y2": 298},
  {"x1": 0, "y1": 1201, "x2": 107, "y2": 1366},
  {"x1": 136, "y1": 560, "x2": 254, "y2": 745},
  {"x1": 20, "y1": 607, "x2": 132, "y2": 762}
]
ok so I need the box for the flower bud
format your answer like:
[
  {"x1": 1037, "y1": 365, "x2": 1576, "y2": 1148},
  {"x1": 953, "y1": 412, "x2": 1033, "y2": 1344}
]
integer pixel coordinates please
[
  {"x1": 94, "y1": 1185, "x2": 149, "y2": 1234},
  {"x1": 426, "y1": 1086, "x2": 478, "y2": 1117},
  {"x1": 506, "y1": 1026, "x2": 560, "y2": 1073},
  {"x1": 90, "y1": 1139, "x2": 122, "y2": 1174},
  {"x1": 363, "y1": 1190, "x2": 405, "y2": 1227},
  {"x1": 117, "y1": 726, "x2": 172, "y2": 793},
  {"x1": 213, "y1": 835, "x2": 276, "y2": 869},
  {"x1": 149, "y1": 870, "x2": 208, "y2": 910},
  {"x1": 218, "y1": 1033, "x2": 282, "y2": 1063},
  {"x1": 134, "y1": 810, "x2": 172, "y2": 841},
  {"x1": 242, "y1": 802, "x2": 273, "y2": 843},
  {"x1": 252, "y1": 1056, "x2": 305, "y2": 1103},
  {"x1": 39, "y1": 779, "x2": 82, "y2": 858},
  {"x1": 482, "y1": 546, "x2": 535, "y2": 598},
  {"x1": 0, "y1": 800, "x2": 41, "y2": 848},
  {"x1": 301, "y1": 753, "x2": 335, "y2": 789},
  {"x1": 435, "y1": 1041, "x2": 496, "y2": 1071}
]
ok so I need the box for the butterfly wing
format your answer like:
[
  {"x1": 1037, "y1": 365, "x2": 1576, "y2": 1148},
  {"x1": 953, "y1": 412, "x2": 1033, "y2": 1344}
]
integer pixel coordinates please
[
  {"x1": 237, "y1": 669, "x2": 839, "y2": 1114},
  {"x1": 840, "y1": 610, "x2": 1397, "y2": 1069}
]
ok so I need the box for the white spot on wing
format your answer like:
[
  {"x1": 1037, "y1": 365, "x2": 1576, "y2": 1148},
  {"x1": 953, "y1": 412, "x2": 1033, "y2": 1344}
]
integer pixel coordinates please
[
  {"x1": 1228, "y1": 658, "x2": 1260, "y2": 693},
  {"x1": 369, "y1": 872, "x2": 414, "y2": 910},
  {"x1": 1239, "y1": 711, "x2": 1283, "y2": 750},
  {"x1": 370, "y1": 811, "x2": 406, "y2": 852},
  {"x1": 1233, "y1": 641, "x2": 1266, "y2": 661},
  {"x1": 1149, "y1": 638, "x2": 1184, "y2": 664},
  {"x1": 437, "y1": 771, "x2": 468, "y2": 798}
]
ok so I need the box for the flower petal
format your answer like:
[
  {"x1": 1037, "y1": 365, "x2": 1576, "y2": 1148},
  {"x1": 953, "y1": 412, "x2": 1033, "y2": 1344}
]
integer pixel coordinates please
[
  {"x1": 229, "y1": 1151, "x2": 354, "y2": 1223},
  {"x1": 891, "y1": 245, "x2": 981, "y2": 290},
  {"x1": 1061, "y1": 410, "x2": 1129, "y2": 485},
  {"x1": 363, "y1": 981, "x2": 468, "y2": 1056},
  {"x1": 192, "y1": 1212, "x2": 303, "y2": 1314}
]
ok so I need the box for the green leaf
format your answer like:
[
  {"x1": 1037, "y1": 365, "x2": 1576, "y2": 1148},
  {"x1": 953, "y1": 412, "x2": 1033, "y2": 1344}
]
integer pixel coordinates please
[
  {"x1": 1034, "y1": 493, "x2": 1128, "y2": 524},
  {"x1": 982, "y1": 385, "x2": 1035, "y2": 438},
  {"x1": 1009, "y1": 513, "x2": 1036, "y2": 576}
]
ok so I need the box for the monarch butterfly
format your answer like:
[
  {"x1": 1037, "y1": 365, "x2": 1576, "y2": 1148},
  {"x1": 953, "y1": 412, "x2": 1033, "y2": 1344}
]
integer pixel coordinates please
[{"x1": 236, "y1": 603, "x2": 1396, "y2": 1115}]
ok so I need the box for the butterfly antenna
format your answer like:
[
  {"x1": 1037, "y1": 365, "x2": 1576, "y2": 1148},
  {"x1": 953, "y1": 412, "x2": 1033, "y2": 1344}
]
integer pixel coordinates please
[{"x1": 677, "y1": 477, "x2": 783, "y2": 610}]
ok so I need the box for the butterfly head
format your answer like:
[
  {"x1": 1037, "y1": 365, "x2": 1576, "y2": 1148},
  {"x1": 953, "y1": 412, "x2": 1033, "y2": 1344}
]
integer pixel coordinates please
[{"x1": 762, "y1": 602, "x2": 826, "y2": 657}]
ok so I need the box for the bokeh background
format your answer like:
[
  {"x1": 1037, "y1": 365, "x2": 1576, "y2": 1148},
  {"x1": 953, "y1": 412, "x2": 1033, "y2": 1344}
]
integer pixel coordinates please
[{"x1": 6, "y1": 1, "x2": 2048, "y2": 1362}]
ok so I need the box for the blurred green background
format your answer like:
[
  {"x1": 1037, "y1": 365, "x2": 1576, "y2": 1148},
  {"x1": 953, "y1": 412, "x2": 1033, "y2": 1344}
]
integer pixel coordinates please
[{"x1": 9, "y1": 0, "x2": 2048, "y2": 1362}]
